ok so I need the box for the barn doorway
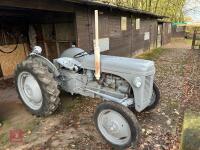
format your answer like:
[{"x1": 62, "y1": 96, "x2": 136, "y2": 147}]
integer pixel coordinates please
[{"x1": 0, "y1": 8, "x2": 76, "y2": 77}]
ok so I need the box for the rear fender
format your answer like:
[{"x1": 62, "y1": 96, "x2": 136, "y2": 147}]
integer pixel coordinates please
[{"x1": 28, "y1": 54, "x2": 60, "y2": 77}]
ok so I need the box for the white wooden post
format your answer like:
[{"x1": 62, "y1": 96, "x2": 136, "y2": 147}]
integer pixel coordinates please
[{"x1": 94, "y1": 10, "x2": 101, "y2": 80}]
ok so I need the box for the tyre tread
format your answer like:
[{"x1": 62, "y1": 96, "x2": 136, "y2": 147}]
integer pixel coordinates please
[{"x1": 15, "y1": 57, "x2": 60, "y2": 117}]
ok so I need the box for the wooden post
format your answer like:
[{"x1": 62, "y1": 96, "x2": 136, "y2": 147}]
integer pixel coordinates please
[
  {"x1": 94, "y1": 10, "x2": 100, "y2": 80},
  {"x1": 192, "y1": 28, "x2": 197, "y2": 49}
]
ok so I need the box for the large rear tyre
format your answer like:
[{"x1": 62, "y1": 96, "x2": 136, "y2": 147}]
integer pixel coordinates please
[
  {"x1": 94, "y1": 101, "x2": 140, "y2": 149},
  {"x1": 15, "y1": 58, "x2": 60, "y2": 117}
]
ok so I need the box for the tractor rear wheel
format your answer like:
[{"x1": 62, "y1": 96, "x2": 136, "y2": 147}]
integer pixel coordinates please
[{"x1": 15, "y1": 58, "x2": 60, "y2": 117}]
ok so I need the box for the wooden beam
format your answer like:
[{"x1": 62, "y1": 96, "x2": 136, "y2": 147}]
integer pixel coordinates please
[
  {"x1": 0, "y1": 10, "x2": 28, "y2": 16},
  {"x1": 0, "y1": 0, "x2": 74, "y2": 13},
  {"x1": 192, "y1": 28, "x2": 197, "y2": 49}
]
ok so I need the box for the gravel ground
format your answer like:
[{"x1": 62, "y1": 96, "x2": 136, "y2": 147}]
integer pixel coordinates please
[
  {"x1": 136, "y1": 38, "x2": 200, "y2": 150},
  {"x1": 1, "y1": 38, "x2": 199, "y2": 150}
]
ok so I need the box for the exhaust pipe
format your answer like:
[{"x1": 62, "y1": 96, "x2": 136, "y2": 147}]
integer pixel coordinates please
[{"x1": 94, "y1": 10, "x2": 101, "y2": 80}]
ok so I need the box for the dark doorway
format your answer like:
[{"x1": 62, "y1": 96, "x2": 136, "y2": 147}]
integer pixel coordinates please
[{"x1": 0, "y1": 8, "x2": 77, "y2": 77}]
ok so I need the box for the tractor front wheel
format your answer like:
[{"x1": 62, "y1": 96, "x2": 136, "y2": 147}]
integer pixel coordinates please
[
  {"x1": 15, "y1": 58, "x2": 60, "y2": 117},
  {"x1": 94, "y1": 101, "x2": 140, "y2": 149},
  {"x1": 144, "y1": 83, "x2": 160, "y2": 111}
]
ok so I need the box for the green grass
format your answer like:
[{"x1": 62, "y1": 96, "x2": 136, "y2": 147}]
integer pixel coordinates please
[
  {"x1": 181, "y1": 111, "x2": 200, "y2": 150},
  {"x1": 0, "y1": 121, "x2": 10, "y2": 147},
  {"x1": 185, "y1": 39, "x2": 193, "y2": 45},
  {"x1": 0, "y1": 118, "x2": 40, "y2": 147},
  {"x1": 23, "y1": 119, "x2": 40, "y2": 132},
  {"x1": 136, "y1": 47, "x2": 165, "y2": 60},
  {"x1": 0, "y1": 132, "x2": 9, "y2": 146}
]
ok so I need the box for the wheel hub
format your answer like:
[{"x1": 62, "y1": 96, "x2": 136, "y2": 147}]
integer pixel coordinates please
[
  {"x1": 24, "y1": 84, "x2": 33, "y2": 98},
  {"x1": 24, "y1": 75, "x2": 42, "y2": 103},
  {"x1": 17, "y1": 71, "x2": 43, "y2": 110},
  {"x1": 97, "y1": 109, "x2": 131, "y2": 145},
  {"x1": 104, "y1": 119, "x2": 119, "y2": 136}
]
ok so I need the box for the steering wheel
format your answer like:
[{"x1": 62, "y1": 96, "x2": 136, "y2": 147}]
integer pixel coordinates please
[{"x1": 74, "y1": 51, "x2": 88, "y2": 58}]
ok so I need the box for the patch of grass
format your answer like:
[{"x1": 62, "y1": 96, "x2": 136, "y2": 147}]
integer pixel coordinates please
[
  {"x1": 185, "y1": 39, "x2": 192, "y2": 45},
  {"x1": 181, "y1": 111, "x2": 200, "y2": 150},
  {"x1": 23, "y1": 119, "x2": 40, "y2": 132},
  {"x1": 0, "y1": 132, "x2": 9, "y2": 146},
  {"x1": 22, "y1": 119, "x2": 41, "y2": 144},
  {"x1": 0, "y1": 118, "x2": 40, "y2": 147},
  {"x1": 0, "y1": 120, "x2": 12, "y2": 146},
  {"x1": 136, "y1": 48, "x2": 165, "y2": 60}
]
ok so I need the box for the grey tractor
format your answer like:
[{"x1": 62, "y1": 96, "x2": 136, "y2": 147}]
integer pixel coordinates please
[{"x1": 15, "y1": 46, "x2": 160, "y2": 149}]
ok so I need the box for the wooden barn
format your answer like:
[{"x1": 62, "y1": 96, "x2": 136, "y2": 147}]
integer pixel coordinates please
[{"x1": 0, "y1": 0, "x2": 168, "y2": 78}]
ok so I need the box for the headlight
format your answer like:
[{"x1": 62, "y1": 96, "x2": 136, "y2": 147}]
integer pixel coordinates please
[{"x1": 133, "y1": 77, "x2": 142, "y2": 88}]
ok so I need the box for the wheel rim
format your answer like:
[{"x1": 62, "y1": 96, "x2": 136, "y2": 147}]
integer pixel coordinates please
[
  {"x1": 97, "y1": 109, "x2": 131, "y2": 145},
  {"x1": 17, "y1": 71, "x2": 43, "y2": 110}
]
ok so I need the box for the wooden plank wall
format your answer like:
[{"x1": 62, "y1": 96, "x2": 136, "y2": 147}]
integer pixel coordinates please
[
  {"x1": 162, "y1": 23, "x2": 172, "y2": 45},
  {"x1": 106, "y1": 12, "x2": 132, "y2": 57},
  {"x1": 0, "y1": 44, "x2": 28, "y2": 77},
  {"x1": 76, "y1": 8, "x2": 158, "y2": 57},
  {"x1": 76, "y1": 7, "x2": 93, "y2": 51},
  {"x1": 133, "y1": 18, "x2": 157, "y2": 55},
  {"x1": 0, "y1": 22, "x2": 29, "y2": 77}
]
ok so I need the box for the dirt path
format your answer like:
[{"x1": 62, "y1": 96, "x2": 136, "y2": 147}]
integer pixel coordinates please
[
  {"x1": 0, "y1": 38, "x2": 199, "y2": 150},
  {"x1": 136, "y1": 39, "x2": 191, "y2": 150}
]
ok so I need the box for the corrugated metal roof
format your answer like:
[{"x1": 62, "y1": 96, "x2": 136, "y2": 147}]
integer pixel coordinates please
[{"x1": 62, "y1": 0, "x2": 166, "y2": 18}]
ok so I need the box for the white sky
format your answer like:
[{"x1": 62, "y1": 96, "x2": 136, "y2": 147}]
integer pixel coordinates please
[{"x1": 184, "y1": 0, "x2": 200, "y2": 21}]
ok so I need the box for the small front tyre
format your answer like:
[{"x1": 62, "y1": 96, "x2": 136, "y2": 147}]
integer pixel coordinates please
[
  {"x1": 94, "y1": 101, "x2": 140, "y2": 149},
  {"x1": 144, "y1": 83, "x2": 160, "y2": 111}
]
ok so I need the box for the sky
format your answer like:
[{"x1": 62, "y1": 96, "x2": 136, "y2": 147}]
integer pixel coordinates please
[{"x1": 184, "y1": 0, "x2": 200, "y2": 22}]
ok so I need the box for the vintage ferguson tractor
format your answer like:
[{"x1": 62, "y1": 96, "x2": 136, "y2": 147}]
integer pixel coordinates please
[{"x1": 15, "y1": 11, "x2": 160, "y2": 149}]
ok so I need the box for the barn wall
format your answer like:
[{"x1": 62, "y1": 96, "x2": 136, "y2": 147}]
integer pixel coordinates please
[
  {"x1": 0, "y1": 44, "x2": 28, "y2": 77},
  {"x1": 0, "y1": 1, "x2": 162, "y2": 78},
  {"x1": 76, "y1": 7, "x2": 158, "y2": 57},
  {"x1": 162, "y1": 22, "x2": 172, "y2": 45},
  {"x1": 105, "y1": 11, "x2": 132, "y2": 57},
  {"x1": 132, "y1": 18, "x2": 157, "y2": 55}
]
